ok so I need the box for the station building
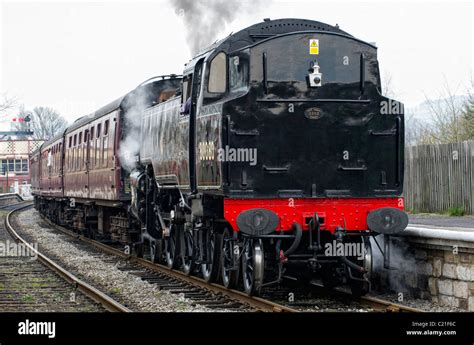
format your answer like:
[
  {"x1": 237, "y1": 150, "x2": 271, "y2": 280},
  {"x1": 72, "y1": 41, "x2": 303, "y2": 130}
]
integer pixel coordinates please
[{"x1": 0, "y1": 132, "x2": 44, "y2": 195}]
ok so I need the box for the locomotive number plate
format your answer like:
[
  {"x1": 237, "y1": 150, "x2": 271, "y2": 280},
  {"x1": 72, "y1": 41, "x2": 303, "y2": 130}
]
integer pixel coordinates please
[{"x1": 304, "y1": 107, "x2": 323, "y2": 120}]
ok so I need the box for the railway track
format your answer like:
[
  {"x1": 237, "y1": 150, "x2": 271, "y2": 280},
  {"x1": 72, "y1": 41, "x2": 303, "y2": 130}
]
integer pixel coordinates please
[
  {"x1": 33, "y1": 210, "x2": 296, "y2": 312},
  {"x1": 13, "y1": 205, "x2": 422, "y2": 313},
  {"x1": 259, "y1": 279, "x2": 423, "y2": 312},
  {"x1": 310, "y1": 283, "x2": 423, "y2": 312},
  {"x1": 4, "y1": 203, "x2": 130, "y2": 312},
  {"x1": 0, "y1": 200, "x2": 31, "y2": 211}
]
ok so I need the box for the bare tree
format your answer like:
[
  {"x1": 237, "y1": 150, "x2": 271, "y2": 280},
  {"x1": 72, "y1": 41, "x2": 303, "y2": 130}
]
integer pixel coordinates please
[
  {"x1": 12, "y1": 106, "x2": 68, "y2": 140},
  {"x1": 0, "y1": 93, "x2": 17, "y2": 113},
  {"x1": 405, "y1": 115, "x2": 431, "y2": 146},
  {"x1": 381, "y1": 71, "x2": 397, "y2": 99},
  {"x1": 420, "y1": 79, "x2": 465, "y2": 144},
  {"x1": 461, "y1": 81, "x2": 474, "y2": 140}
]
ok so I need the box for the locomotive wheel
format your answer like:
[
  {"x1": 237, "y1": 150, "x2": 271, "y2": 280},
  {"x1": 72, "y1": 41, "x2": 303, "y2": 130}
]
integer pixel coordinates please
[
  {"x1": 201, "y1": 231, "x2": 221, "y2": 282},
  {"x1": 150, "y1": 240, "x2": 163, "y2": 264},
  {"x1": 134, "y1": 242, "x2": 144, "y2": 258},
  {"x1": 348, "y1": 237, "x2": 372, "y2": 297},
  {"x1": 165, "y1": 225, "x2": 179, "y2": 269},
  {"x1": 242, "y1": 239, "x2": 264, "y2": 296},
  {"x1": 180, "y1": 228, "x2": 195, "y2": 275},
  {"x1": 220, "y1": 228, "x2": 239, "y2": 288}
]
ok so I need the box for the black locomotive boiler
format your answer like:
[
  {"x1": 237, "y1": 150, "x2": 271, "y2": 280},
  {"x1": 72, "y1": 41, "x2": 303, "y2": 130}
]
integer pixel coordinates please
[{"x1": 32, "y1": 18, "x2": 408, "y2": 296}]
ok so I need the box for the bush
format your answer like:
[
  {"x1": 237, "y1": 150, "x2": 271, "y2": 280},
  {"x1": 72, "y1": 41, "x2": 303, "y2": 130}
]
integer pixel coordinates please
[{"x1": 448, "y1": 206, "x2": 465, "y2": 216}]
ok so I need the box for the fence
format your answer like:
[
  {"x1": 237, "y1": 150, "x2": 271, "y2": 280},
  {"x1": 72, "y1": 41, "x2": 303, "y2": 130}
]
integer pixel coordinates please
[{"x1": 404, "y1": 140, "x2": 474, "y2": 214}]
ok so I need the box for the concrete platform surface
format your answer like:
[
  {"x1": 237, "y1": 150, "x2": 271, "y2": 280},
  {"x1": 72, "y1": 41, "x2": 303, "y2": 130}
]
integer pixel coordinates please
[{"x1": 409, "y1": 214, "x2": 474, "y2": 229}]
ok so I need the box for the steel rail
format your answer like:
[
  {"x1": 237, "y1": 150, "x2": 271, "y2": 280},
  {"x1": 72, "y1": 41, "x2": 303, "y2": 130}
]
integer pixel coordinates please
[
  {"x1": 31, "y1": 205, "x2": 422, "y2": 313},
  {"x1": 309, "y1": 282, "x2": 423, "y2": 313},
  {"x1": 359, "y1": 295, "x2": 423, "y2": 313},
  {"x1": 6, "y1": 204, "x2": 131, "y2": 313},
  {"x1": 39, "y1": 214, "x2": 297, "y2": 312}
]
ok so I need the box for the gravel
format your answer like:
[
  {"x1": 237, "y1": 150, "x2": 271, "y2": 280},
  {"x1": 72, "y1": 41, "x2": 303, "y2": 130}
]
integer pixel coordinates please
[
  {"x1": 15, "y1": 209, "x2": 213, "y2": 312},
  {"x1": 369, "y1": 292, "x2": 465, "y2": 312},
  {"x1": 15, "y1": 208, "x2": 459, "y2": 313}
]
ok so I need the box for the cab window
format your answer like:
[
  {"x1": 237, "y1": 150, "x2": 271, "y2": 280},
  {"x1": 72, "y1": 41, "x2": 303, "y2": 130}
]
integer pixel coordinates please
[
  {"x1": 180, "y1": 75, "x2": 193, "y2": 114},
  {"x1": 208, "y1": 52, "x2": 227, "y2": 93},
  {"x1": 229, "y1": 52, "x2": 249, "y2": 93}
]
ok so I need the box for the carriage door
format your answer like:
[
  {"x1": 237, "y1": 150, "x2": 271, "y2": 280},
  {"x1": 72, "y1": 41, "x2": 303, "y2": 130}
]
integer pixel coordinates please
[{"x1": 84, "y1": 129, "x2": 90, "y2": 199}]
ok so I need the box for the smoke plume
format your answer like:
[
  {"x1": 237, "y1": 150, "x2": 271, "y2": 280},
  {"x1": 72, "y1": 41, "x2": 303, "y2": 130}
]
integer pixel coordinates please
[
  {"x1": 118, "y1": 86, "x2": 153, "y2": 172},
  {"x1": 371, "y1": 236, "x2": 418, "y2": 295},
  {"x1": 170, "y1": 0, "x2": 261, "y2": 55}
]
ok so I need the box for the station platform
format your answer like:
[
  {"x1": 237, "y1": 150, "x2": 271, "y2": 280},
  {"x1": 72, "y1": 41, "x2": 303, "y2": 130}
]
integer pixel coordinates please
[{"x1": 409, "y1": 214, "x2": 474, "y2": 231}]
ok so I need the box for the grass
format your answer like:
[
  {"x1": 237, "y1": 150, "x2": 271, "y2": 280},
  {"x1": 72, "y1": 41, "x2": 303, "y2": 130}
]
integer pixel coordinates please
[
  {"x1": 21, "y1": 294, "x2": 35, "y2": 303},
  {"x1": 448, "y1": 206, "x2": 465, "y2": 217},
  {"x1": 110, "y1": 287, "x2": 122, "y2": 294}
]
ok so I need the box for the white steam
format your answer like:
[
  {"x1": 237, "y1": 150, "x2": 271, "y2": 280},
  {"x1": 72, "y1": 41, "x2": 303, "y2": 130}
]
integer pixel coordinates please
[
  {"x1": 118, "y1": 87, "x2": 153, "y2": 172},
  {"x1": 170, "y1": 0, "x2": 264, "y2": 55},
  {"x1": 371, "y1": 236, "x2": 418, "y2": 294}
]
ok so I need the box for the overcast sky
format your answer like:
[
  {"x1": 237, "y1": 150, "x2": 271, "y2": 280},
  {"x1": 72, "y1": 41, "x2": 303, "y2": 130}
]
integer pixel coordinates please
[{"x1": 0, "y1": 0, "x2": 472, "y2": 128}]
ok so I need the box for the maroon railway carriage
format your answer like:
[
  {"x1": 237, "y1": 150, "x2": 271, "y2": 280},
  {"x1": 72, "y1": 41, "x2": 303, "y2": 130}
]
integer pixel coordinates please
[
  {"x1": 29, "y1": 150, "x2": 41, "y2": 196},
  {"x1": 33, "y1": 98, "x2": 127, "y2": 236},
  {"x1": 33, "y1": 76, "x2": 182, "y2": 241}
]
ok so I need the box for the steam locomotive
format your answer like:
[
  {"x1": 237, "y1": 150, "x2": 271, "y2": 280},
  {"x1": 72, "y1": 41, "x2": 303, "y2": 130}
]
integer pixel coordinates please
[{"x1": 31, "y1": 18, "x2": 408, "y2": 296}]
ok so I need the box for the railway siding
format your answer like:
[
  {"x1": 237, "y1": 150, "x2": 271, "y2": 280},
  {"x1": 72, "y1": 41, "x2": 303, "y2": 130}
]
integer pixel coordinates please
[{"x1": 0, "y1": 208, "x2": 104, "y2": 312}]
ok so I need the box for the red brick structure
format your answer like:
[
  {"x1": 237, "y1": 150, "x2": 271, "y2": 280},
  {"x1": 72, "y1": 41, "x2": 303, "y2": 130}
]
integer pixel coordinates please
[{"x1": 0, "y1": 138, "x2": 44, "y2": 194}]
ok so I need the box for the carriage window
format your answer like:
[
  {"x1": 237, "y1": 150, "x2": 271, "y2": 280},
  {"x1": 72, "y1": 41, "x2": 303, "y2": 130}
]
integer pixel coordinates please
[
  {"x1": 104, "y1": 120, "x2": 109, "y2": 136},
  {"x1": 71, "y1": 145, "x2": 75, "y2": 171},
  {"x1": 90, "y1": 127, "x2": 95, "y2": 168},
  {"x1": 97, "y1": 123, "x2": 101, "y2": 138},
  {"x1": 94, "y1": 137, "x2": 100, "y2": 167},
  {"x1": 67, "y1": 138, "x2": 71, "y2": 171},
  {"x1": 208, "y1": 52, "x2": 227, "y2": 93},
  {"x1": 103, "y1": 137, "x2": 108, "y2": 166},
  {"x1": 229, "y1": 54, "x2": 249, "y2": 93},
  {"x1": 74, "y1": 135, "x2": 78, "y2": 170},
  {"x1": 83, "y1": 130, "x2": 89, "y2": 166},
  {"x1": 79, "y1": 132, "x2": 82, "y2": 145}
]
